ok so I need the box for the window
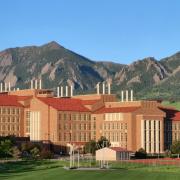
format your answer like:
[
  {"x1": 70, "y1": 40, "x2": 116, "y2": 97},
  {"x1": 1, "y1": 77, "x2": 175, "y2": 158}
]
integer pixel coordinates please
[
  {"x1": 2, "y1": 108, "x2": 6, "y2": 114},
  {"x1": 59, "y1": 113, "x2": 62, "y2": 120},
  {"x1": 12, "y1": 109, "x2": 15, "y2": 114},
  {"x1": 84, "y1": 114, "x2": 86, "y2": 121},
  {"x1": 7, "y1": 108, "x2": 10, "y2": 114},
  {"x1": 64, "y1": 114, "x2": 67, "y2": 120}
]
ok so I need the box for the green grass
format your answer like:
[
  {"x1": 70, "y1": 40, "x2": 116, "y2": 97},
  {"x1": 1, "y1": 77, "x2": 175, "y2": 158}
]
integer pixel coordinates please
[
  {"x1": 162, "y1": 101, "x2": 180, "y2": 110},
  {"x1": 0, "y1": 160, "x2": 180, "y2": 180}
]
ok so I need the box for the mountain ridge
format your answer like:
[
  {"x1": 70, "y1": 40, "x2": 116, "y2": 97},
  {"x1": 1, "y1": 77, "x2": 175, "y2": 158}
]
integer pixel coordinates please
[{"x1": 0, "y1": 41, "x2": 179, "y2": 99}]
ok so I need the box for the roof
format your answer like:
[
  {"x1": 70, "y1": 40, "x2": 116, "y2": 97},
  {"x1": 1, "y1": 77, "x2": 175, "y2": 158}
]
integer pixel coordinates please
[
  {"x1": 0, "y1": 95, "x2": 24, "y2": 107},
  {"x1": 109, "y1": 147, "x2": 132, "y2": 152},
  {"x1": 94, "y1": 106, "x2": 140, "y2": 114},
  {"x1": 82, "y1": 100, "x2": 100, "y2": 105},
  {"x1": 173, "y1": 112, "x2": 180, "y2": 121},
  {"x1": 159, "y1": 106, "x2": 179, "y2": 120},
  {"x1": 17, "y1": 96, "x2": 33, "y2": 101},
  {"x1": 38, "y1": 97, "x2": 90, "y2": 112}
]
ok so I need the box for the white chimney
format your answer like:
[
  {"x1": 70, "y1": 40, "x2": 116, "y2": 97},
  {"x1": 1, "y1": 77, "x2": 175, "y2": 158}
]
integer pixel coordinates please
[
  {"x1": 8, "y1": 82, "x2": 11, "y2": 91},
  {"x1": 121, "y1": 91, "x2": 124, "y2": 102},
  {"x1": 0, "y1": 83, "x2": 3, "y2": 92},
  {"x1": 13, "y1": 88, "x2": 16, "y2": 91},
  {"x1": 96, "y1": 82, "x2": 100, "y2": 95},
  {"x1": 126, "y1": 90, "x2": 129, "y2": 102},
  {"x1": 70, "y1": 85, "x2": 73, "y2": 97},
  {"x1": 108, "y1": 82, "x2": 111, "y2": 95},
  {"x1": 35, "y1": 80, "x2": 38, "y2": 89},
  {"x1": 31, "y1": 80, "x2": 33, "y2": 89},
  {"x1": 17, "y1": 88, "x2": 20, "y2": 91},
  {"x1": 66, "y1": 86, "x2": 68, "y2": 97},
  {"x1": 102, "y1": 83, "x2": 105, "y2": 94},
  {"x1": 39, "y1": 79, "x2": 42, "y2": 89},
  {"x1": 57, "y1": 87, "x2": 60, "y2": 97},
  {"x1": 131, "y1": 90, "x2": 133, "y2": 101},
  {"x1": 5, "y1": 83, "x2": 7, "y2": 92},
  {"x1": 61, "y1": 86, "x2": 63, "y2": 97}
]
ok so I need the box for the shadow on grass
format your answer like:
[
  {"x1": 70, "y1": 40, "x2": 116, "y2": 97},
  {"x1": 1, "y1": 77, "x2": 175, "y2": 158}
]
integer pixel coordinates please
[{"x1": 0, "y1": 160, "x2": 63, "y2": 177}]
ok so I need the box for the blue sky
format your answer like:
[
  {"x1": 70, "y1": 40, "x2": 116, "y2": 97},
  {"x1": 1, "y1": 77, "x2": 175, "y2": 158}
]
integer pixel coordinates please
[{"x1": 0, "y1": 0, "x2": 180, "y2": 64}]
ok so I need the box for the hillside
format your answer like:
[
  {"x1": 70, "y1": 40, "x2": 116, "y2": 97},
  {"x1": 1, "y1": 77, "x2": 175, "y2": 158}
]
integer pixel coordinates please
[{"x1": 0, "y1": 41, "x2": 180, "y2": 99}]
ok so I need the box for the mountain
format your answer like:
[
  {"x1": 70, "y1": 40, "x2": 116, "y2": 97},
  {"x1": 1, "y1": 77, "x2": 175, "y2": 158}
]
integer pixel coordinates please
[
  {"x1": 0, "y1": 41, "x2": 179, "y2": 99},
  {"x1": 0, "y1": 41, "x2": 124, "y2": 93}
]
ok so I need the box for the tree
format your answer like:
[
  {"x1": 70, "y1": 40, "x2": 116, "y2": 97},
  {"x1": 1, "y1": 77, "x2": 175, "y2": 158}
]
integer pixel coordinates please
[
  {"x1": 11, "y1": 146, "x2": 21, "y2": 159},
  {"x1": 0, "y1": 139, "x2": 13, "y2": 158},
  {"x1": 97, "y1": 136, "x2": 111, "y2": 149},
  {"x1": 84, "y1": 140, "x2": 97, "y2": 155},
  {"x1": 171, "y1": 141, "x2": 180, "y2": 156},
  {"x1": 30, "y1": 147, "x2": 40, "y2": 159},
  {"x1": 40, "y1": 149, "x2": 53, "y2": 159},
  {"x1": 135, "y1": 148, "x2": 147, "y2": 159}
]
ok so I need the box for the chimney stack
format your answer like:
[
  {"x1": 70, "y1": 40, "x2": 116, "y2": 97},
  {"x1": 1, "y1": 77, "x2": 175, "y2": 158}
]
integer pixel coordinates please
[
  {"x1": 126, "y1": 90, "x2": 129, "y2": 101},
  {"x1": 31, "y1": 80, "x2": 33, "y2": 89},
  {"x1": 108, "y1": 82, "x2": 111, "y2": 95},
  {"x1": 5, "y1": 83, "x2": 7, "y2": 92},
  {"x1": 96, "y1": 82, "x2": 100, "y2": 95},
  {"x1": 66, "y1": 86, "x2": 68, "y2": 97},
  {"x1": 35, "y1": 80, "x2": 38, "y2": 89},
  {"x1": 0, "y1": 83, "x2": 2, "y2": 92},
  {"x1": 131, "y1": 90, "x2": 133, "y2": 101},
  {"x1": 121, "y1": 91, "x2": 124, "y2": 102},
  {"x1": 70, "y1": 85, "x2": 73, "y2": 97},
  {"x1": 61, "y1": 86, "x2": 63, "y2": 97},
  {"x1": 39, "y1": 79, "x2": 42, "y2": 89},
  {"x1": 102, "y1": 83, "x2": 105, "y2": 94},
  {"x1": 57, "y1": 87, "x2": 60, "y2": 97}
]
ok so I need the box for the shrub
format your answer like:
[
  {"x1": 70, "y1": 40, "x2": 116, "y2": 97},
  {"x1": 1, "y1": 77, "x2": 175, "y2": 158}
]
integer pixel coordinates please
[
  {"x1": 40, "y1": 149, "x2": 54, "y2": 159},
  {"x1": 135, "y1": 148, "x2": 147, "y2": 159}
]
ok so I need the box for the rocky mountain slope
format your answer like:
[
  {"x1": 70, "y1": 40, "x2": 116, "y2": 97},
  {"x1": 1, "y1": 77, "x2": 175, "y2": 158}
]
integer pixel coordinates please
[{"x1": 0, "y1": 41, "x2": 179, "y2": 99}]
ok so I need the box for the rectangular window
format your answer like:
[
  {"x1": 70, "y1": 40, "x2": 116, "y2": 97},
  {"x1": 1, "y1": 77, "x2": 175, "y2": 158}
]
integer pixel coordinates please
[{"x1": 64, "y1": 114, "x2": 67, "y2": 120}]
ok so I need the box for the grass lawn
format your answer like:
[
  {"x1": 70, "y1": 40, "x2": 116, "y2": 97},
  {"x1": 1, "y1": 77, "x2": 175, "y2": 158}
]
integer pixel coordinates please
[
  {"x1": 0, "y1": 160, "x2": 180, "y2": 180},
  {"x1": 162, "y1": 101, "x2": 180, "y2": 110}
]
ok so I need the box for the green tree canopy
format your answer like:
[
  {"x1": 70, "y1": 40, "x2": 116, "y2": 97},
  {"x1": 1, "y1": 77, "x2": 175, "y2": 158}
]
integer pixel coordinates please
[
  {"x1": 171, "y1": 141, "x2": 180, "y2": 154},
  {"x1": 84, "y1": 140, "x2": 97, "y2": 155},
  {"x1": 0, "y1": 139, "x2": 13, "y2": 157},
  {"x1": 135, "y1": 148, "x2": 147, "y2": 159},
  {"x1": 96, "y1": 136, "x2": 111, "y2": 149}
]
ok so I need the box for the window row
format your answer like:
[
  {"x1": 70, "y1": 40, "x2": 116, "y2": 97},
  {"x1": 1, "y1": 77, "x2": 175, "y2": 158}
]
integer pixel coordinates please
[
  {"x1": 172, "y1": 123, "x2": 180, "y2": 130},
  {"x1": 58, "y1": 113, "x2": 91, "y2": 121},
  {"x1": 0, "y1": 125, "x2": 20, "y2": 131},
  {"x1": 103, "y1": 132, "x2": 127, "y2": 142},
  {"x1": 0, "y1": 132, "x2": 20, "y2": 136},
  {"x1": 58, "y1": 123, "x2": 92, "y2": 131},
  {"x1": 59, "y1": 132, "x2": 91, "y2": 142},
  {"x1": 173, "y1": 132, "x2": 180, "y2": 141},
  {"x1": 0, "y1": 116, "x2": 20, "y2": 123},
  {"x1": 103, "y1": 122, "x2": 127, "y2": 130},
  {"x1": 0, "y1": 107, "x2": 20, "y2": 115},
  {"x1": 105, "y1": 113, "x2": 124, "y2": 121}
]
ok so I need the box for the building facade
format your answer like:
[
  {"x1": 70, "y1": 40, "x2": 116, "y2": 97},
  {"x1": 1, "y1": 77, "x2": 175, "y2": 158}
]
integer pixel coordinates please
[{"x1": 0, "y1": 85, "x2": 179, "y2": 154}]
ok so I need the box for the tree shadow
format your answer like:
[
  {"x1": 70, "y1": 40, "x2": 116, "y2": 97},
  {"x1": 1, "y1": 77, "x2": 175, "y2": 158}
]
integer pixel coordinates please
[{"x1": 0, "y1": 160, "x2": 63, "y2": 179}]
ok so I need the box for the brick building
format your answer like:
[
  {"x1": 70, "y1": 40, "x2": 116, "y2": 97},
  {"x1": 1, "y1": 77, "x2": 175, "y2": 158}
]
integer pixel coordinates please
[{"x1": 0, "y1": 82, "x2": 179, "y2": 154}]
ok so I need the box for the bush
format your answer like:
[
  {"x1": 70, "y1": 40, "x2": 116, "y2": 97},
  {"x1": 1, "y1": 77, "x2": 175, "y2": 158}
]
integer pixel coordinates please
[
  {"x1": 40, "y1": 149, "x2": 54, "y2": 159},
  {"x1": 30, "y1": 147, "x2": 40, "y2": 160},
  {"x1": 135, "y1": 148, "x2": 147, "y2": 159},
  {"x1": 0, "y1": 139, "x2": 13, "y2": 158},
  {"x1": 11, "y1": 146, "x2": 21, "y2": 159}
]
